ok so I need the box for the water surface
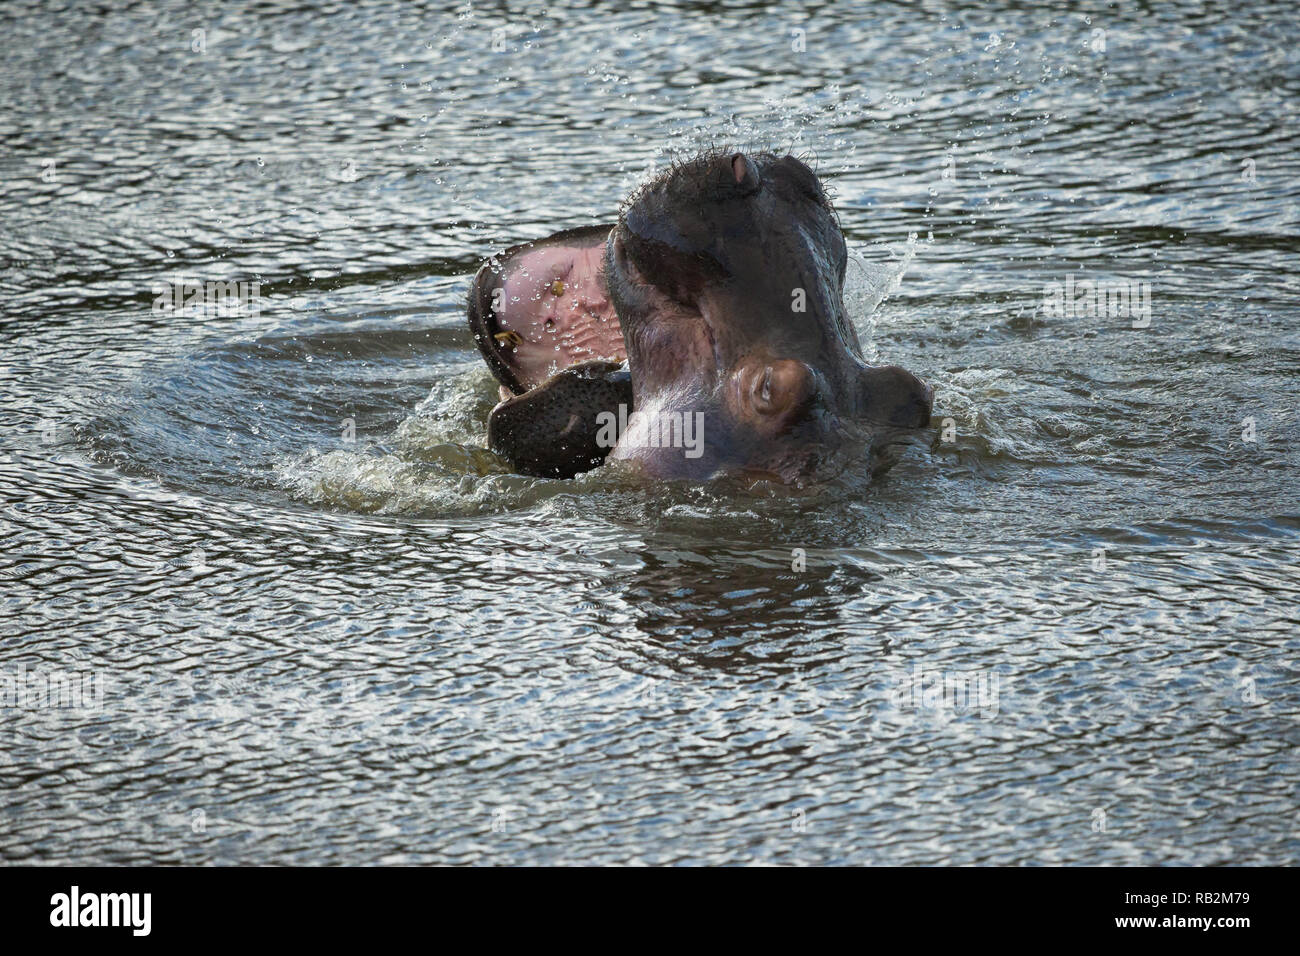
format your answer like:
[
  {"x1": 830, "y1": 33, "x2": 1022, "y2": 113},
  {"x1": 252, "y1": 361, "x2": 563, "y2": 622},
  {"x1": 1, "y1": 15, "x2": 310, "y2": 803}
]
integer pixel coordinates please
[{"x1": 2, "y1": 0, "x2": 1298, "y2": 864}]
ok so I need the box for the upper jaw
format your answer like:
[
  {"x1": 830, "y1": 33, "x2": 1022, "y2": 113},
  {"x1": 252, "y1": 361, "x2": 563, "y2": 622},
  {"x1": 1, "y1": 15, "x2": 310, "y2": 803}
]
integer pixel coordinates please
[
  {"x1": 605, "y1": 224, "x2": 722, "y2": 395},
  {"x1": 603, "y1": 226, "x2": 638, "y2": 319}
]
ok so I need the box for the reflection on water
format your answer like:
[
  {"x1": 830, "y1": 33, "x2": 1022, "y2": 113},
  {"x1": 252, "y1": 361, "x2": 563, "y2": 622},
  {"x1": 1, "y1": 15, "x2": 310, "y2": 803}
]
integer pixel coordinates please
[{"x1": 1, "y1": 0, "x2": 1298, "y2": 864}]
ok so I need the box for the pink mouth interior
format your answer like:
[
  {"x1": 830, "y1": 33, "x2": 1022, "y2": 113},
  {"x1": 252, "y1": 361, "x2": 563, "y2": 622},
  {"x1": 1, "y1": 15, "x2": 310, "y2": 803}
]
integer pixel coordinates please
[{"x1": 496, "y1": 243, "x2": 625, "y2": 388}]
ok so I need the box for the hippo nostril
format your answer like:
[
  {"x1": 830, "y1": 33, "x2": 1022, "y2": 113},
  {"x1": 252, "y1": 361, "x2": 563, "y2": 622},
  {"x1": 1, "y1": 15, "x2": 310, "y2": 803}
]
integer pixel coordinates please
[{"x1": 730, "y1": 152, "x2": 762, "y2": 195}]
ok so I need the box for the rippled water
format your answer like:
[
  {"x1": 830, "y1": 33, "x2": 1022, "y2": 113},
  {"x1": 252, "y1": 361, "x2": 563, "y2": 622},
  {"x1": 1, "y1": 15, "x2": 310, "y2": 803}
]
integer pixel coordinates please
[{"x1": 2, "y1": 0, "x2": 1298, "y2": 864}]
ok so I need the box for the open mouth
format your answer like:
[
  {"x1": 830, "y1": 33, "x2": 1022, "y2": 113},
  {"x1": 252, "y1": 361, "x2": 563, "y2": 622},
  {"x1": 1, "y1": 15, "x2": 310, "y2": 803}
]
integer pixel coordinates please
[
  {"x1": 606, "y1": 223, "x2": 726, "y2": 386},
  {"x1": 468, "y1": 257, "x2": 527, "y2": 394},
  {"x1": 468, "y1": 226, "x2": 626, "y2": 396},
  {"x1": 603, "y1": 224, "x2": 648, "y2": 318}
]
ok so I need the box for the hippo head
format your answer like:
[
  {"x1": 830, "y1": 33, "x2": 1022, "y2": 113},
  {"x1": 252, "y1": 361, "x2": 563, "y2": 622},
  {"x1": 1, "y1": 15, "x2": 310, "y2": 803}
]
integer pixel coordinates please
[
  {"x1": 605, "y1": 150, "x2": 932, "y2": 482},
  {"x1": 468, "y1": 150, "x2": 932, "y2": 484}
]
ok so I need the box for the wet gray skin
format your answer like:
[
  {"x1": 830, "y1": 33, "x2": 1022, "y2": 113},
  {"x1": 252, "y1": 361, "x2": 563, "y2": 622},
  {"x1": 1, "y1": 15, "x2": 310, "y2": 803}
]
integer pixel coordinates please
[
  {"x1": 606, "y1": 150, "x2": 933, "y2": 483},
  {"x1": 471, "y1": 150, "x2": 933, "y2": 484}
]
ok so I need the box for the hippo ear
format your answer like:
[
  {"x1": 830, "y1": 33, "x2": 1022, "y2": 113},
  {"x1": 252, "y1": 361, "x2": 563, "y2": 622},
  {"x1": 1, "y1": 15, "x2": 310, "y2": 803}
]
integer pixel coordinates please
[
  {"x1": 488, "y1": 361, "x2": 634, "y2": 479},
  {"x1": 857, "y1": 364, "x2": 934, "y2": 429}
]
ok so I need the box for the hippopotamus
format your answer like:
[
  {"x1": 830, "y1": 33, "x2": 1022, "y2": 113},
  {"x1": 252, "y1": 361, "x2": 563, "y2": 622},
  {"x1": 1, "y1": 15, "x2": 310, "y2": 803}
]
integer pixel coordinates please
[{"x1": 467, "y1": 150, "x2": 933, "y2": 484}]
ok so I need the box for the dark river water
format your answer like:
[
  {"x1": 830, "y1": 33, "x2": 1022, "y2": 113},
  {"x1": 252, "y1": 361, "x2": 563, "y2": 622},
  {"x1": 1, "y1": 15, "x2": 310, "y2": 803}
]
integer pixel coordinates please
[{"x1": 2, "y1": 0, "x2": 1298, "y2": 865}]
